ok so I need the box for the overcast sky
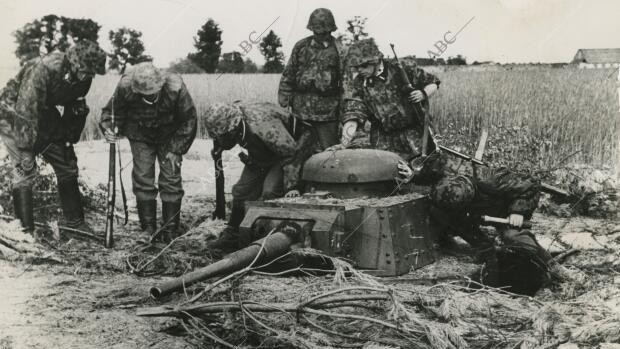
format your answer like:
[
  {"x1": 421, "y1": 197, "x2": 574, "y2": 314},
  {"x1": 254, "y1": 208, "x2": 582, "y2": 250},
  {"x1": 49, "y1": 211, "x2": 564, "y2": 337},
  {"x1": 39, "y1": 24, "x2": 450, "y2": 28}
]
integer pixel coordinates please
[{"x1": 0, "y1": 0, "x2": 618, "y2": 71}]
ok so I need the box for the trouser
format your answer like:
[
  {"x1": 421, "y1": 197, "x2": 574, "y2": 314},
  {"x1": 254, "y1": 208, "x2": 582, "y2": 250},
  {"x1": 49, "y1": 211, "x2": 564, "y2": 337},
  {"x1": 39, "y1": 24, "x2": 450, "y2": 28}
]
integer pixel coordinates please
[
  {"x1": 129, "y1": 140, "x2": 184, "y2": 202},
  {"x1": 229, "y1": 164, "x2": 284, "y2": 228},
  {"x1": 307, "y1": 120, "x2": 339, "y2": 151},
  {"x1": 1, "y1": 134, "x2": 79, "y2": 188}
]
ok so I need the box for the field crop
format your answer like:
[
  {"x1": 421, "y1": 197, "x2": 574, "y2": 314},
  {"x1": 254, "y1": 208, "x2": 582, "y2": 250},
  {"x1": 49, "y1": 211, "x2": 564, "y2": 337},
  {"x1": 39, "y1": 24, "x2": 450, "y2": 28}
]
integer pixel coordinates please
[{"x1": 82, "y1": 68, "x2": 619, "y2": 171}]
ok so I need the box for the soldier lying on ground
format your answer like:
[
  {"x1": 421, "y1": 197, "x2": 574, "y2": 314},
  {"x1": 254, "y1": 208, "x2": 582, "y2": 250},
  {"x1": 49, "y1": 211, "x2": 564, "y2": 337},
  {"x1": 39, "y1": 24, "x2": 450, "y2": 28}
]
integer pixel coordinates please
[
  {"x1": 400, "y1": 162, "x2": 553, "y2": 295},
  {"x1": 328, "y1": 38, "x2": 440, "y2": 160},
  {"x1": 203, "y1": 102, "x2": 317, "y2": 254},
  {"x1": 100, "y1": 62, "x2": 197, "y2": 242},
  {"x1": 278, "y1": 8, "x2": 346, "y2": 151},
  {"x1": 0, "y1": 40, "x2": 106, "y2": 234}
]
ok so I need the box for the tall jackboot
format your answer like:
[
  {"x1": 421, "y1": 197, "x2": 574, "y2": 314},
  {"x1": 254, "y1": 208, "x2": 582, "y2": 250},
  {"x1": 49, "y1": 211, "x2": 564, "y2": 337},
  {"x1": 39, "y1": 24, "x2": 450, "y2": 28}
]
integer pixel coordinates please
[
  {"x1": 136, "y1": 200, "x2": 157, "y2": 237},
  {"x1": 207, "y1": 200, "x2": 245, "y2": 253},
  {"x1": 12, "y1": 187, "x2": 34, "y2": 233},
  {"x1": 158, "y1": 200, "x2": 181, "y2": 243},
  {"x1": 57, "y1": 178, "x2": 94, "y2": 234}
]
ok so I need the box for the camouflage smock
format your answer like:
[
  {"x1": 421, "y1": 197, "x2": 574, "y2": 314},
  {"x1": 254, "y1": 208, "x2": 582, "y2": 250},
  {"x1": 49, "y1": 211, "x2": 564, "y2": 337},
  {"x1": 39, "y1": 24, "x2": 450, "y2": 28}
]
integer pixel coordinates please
[
  {"x1": 100, "y1": 73, "x2": 197, "y2": 155},
  {"x1": 278, "y1": 36, "x2": 346, "y2": 122},
  {"x1": 342, "y1": 59, "x2": 440, "y2": 158},
  {"x1": 0, "y1": 52, "x2": 93, "y2": 151},
  {"x1": 238, "y1": 102, "x2": 317, "y2": 191}
]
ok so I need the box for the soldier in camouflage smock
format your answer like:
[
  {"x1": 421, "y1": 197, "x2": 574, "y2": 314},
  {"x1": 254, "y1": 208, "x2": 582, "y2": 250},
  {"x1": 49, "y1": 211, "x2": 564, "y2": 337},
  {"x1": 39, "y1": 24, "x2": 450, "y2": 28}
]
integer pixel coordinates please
[
  {"x1": 335, "y1": 38, "x2": 441, "y2": 160},
  {"x1": 203, "y1": 101, "x2": 317, "y2": 254},
  {"x1": 278, "y1": 8, "x2": 345, "y2": 150},
  {"x1": 100, "y1": 62, "x2": 197, "y2": 242},
  {"x1": 430, "y1": 168, "x2": 552, "y2": 295},
  {"x1": 0, "y1": 40, "x2": 106, "y2": 234}
]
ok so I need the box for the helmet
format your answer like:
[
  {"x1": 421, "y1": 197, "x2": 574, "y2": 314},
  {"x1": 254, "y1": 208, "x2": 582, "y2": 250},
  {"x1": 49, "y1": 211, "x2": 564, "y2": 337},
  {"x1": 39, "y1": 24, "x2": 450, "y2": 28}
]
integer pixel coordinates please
[
  {"x1": 203, "y1": 103, "x2": 243, "y2": 139},
  {"x1": 66, "y1": 40, "x2": 107, "y2": 75},
  {"x1": 130, "y1": 62, "x2": 165, "y2": 95},
  {"x1": 307, "y1": 8, "x2": 337, "y2": 33},
  {"x1": 345, "y1": 38, "x2": 383, "y2": 67},
  {"x1": 431, "y1": 175, "x2": 476, "y2": 210}
]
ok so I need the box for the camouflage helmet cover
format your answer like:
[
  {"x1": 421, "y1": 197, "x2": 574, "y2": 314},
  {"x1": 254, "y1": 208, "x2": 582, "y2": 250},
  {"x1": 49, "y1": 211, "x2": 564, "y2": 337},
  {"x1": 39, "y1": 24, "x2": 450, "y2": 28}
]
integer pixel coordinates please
[
  {"x1": 345, "y1": 38, "x2": 384, "y2": 67},
  {"x1": 431, "y1": 175, "x2": 476, "y2": 210},
  {"x1": 307, "y1": 8, "x2": 337, "y2": 33},
  {"x1": 130, "y1": 62, "x2": 165, "y2": 95},
  {"x1": 66, "y1": 40, "x2": 107, "y2": 75},
  {"x1": 204, "y1": 103, "x2": 243, "y2": 139}
]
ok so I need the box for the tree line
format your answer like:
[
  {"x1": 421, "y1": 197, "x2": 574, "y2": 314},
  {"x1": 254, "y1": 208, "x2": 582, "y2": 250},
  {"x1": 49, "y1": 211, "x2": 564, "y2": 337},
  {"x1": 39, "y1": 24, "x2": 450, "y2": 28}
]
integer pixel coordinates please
[{"x1": 12, "y1": 15, "x2": 468, "y2": 75}]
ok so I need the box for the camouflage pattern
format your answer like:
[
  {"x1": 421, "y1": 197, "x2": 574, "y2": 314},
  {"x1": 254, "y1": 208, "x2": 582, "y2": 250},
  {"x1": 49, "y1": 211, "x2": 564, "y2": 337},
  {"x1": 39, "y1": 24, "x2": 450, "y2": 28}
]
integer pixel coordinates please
[
  {"x1": 66, "y1": 40, "x2": 107, "y2": 75},
  {"x1": 0, "y1": 52, "x2": 95, "y2": 151},
  {"x1": 430, "y1": 167, "x2": 542, "y2": 219},
  {"x1": 306, "y1": 8, "x2": 337, "y2": 33},
  {"x1": 130, "y1": 63, "x2": 165, "y2": 95},
  {"x1": 278, "y1": 36, "x2": 345, "y2": 123},
  {"x1": 342, "y1": 59, "x2": 440, "y2": 158},
  {"x1": 99, "y1": 71, "x2": 197, "y2": 155},
  {"x1": 345, "y1": 38, "x2": 383, "y2": 67},
  {"x1": 204, "y1": 103, "x2": 243, "y2": 139}
]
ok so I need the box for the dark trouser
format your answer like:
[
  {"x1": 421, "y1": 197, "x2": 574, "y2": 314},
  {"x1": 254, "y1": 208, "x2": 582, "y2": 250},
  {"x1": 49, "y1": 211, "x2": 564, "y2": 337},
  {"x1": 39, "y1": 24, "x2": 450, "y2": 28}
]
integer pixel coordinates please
[
  {"x1": 2, "y1": 133, "x2": 79, "y2": 188},
  {"x1": 129, "y1": 140, "x2": 184, "y2": 202},
  {"x1": 307, "y1": 120, "x2": 339, "y2": 151},
  {"x1": 229, "y1": 164, "x2": 284, "y2": 228}
]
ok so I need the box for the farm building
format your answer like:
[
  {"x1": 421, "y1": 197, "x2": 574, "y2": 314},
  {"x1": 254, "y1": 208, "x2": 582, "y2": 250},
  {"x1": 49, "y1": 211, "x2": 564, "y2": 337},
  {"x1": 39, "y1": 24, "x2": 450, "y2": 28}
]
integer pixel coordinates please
[{"x1": 572, "y1": 48, "x2": 620, "y2": 68}]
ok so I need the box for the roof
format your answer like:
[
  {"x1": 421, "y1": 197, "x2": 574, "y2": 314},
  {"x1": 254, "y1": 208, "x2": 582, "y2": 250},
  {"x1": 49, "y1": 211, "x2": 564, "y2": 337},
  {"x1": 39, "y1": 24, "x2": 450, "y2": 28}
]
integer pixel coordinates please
[{"x1": 573, "y1": 49, "x2": 620, "y2": 64}]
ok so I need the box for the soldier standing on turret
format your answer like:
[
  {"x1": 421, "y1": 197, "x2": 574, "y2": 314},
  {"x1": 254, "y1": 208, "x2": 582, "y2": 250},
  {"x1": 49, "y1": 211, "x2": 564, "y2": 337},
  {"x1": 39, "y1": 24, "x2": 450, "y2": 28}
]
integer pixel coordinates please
[
  {"x1": 278, "y1": 8, "x2": 345, "y2": 150},
  {"x1": 0, "y1": 40, "x2": 107, "y2": 235},
  {"x1": 100, "y1": 62, "x2": 197, "y2": 242}
]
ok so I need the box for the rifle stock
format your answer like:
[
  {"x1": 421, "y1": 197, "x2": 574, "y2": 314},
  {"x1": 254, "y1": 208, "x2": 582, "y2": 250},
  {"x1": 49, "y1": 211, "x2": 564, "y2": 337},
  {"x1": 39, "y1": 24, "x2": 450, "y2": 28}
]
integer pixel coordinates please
[
  {"x1": 104, "y1": 141, "x2": 115, "y2": 248},
  {"x1": 212, "y1": 140, "x2": 226, "y2": 220}
]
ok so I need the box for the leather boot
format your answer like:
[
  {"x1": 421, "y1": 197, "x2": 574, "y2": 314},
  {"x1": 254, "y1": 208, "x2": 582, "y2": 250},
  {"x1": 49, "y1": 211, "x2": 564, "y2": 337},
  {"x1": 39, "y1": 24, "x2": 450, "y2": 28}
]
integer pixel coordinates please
[
  {"x1": 136, "y1": 200, "x2": 157, "y2": 236},
  {"x1": 12, "y1": 187, "x2": 34, "y2": 233},
  {"x1": 158, "y1": 200, "x2": 181, "y2": 242},
  {"x1": 207, "y1": 225, "x2": 240, "y2": 254},
  {"x1": 58, "y1": 178, "x2": 94, "y2": 234}
]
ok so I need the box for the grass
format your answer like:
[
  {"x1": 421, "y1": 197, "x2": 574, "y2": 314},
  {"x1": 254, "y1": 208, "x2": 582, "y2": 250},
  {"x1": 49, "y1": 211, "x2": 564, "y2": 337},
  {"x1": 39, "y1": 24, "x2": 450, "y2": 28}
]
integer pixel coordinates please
[{"x1": 82, "y1": 68, "x2": 619, "y2": 170}]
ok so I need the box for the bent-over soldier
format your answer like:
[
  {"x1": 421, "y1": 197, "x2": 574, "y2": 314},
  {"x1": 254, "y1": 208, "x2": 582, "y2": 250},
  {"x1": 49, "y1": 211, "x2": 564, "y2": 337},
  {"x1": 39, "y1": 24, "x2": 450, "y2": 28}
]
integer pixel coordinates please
[
  {"x1": 278, "y1": 8, "x2": 345, "y2": 150},
  {"x1": 0, "y1": 40, "x2": 106, "y2": 234},
  {"x1": 203, "y1": 101, "x2": 316, "y2": 254},
  {"x1": 100, "y1": 62, "x2": 197, "y2": 242}
]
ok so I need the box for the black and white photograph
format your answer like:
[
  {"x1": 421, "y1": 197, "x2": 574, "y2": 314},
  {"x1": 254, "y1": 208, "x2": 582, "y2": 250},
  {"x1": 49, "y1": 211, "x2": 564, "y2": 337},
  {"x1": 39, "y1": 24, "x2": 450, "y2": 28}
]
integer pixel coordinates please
[{"x1": 0, "y1": 0, "x2": 619, "y2": 348}]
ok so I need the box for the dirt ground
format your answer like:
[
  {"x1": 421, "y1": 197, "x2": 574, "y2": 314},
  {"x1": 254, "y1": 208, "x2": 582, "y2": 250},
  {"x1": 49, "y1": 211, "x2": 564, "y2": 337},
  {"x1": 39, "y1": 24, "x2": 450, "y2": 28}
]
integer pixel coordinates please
[{"x1": 1, "y1": 140, "x2": 619, "y2": 349}]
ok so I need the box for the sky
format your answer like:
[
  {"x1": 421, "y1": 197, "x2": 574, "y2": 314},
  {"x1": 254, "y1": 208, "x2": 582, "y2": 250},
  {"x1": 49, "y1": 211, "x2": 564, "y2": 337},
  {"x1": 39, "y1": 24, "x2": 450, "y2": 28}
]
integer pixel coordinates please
[{"x1": 0, "y1": 0, "x2": 619, "y2": 72}]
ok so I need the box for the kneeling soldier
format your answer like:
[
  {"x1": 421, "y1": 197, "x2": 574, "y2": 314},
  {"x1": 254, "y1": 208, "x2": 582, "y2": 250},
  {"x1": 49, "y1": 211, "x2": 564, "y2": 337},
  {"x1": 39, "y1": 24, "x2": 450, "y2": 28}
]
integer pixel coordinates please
[
  {"x1": 203, "y1": 101, "x2": 316, "y2": 254},
  {"x1": 100, "y1": 62, "x2": 197, "y2": 242},
  {"x1": 0, "y1": 40, "x2": 106, "y2": 234}
]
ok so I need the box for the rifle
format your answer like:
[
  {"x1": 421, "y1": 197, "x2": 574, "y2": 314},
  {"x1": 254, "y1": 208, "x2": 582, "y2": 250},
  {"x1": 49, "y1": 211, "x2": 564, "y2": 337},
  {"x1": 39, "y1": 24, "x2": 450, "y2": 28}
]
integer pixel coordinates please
[
  {"x1": 104, "y1": 97, "x2": 116, "y2": 248},
  {"x1": 212, "y1": 139, "x2": 226, "y2": 219}
]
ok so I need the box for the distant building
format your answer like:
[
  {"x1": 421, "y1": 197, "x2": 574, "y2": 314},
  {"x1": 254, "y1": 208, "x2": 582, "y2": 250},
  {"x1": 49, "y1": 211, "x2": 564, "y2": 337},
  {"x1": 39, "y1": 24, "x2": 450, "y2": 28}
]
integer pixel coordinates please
[{"x1": 572, "y1": 48, "x2": 620, "y2": 68}]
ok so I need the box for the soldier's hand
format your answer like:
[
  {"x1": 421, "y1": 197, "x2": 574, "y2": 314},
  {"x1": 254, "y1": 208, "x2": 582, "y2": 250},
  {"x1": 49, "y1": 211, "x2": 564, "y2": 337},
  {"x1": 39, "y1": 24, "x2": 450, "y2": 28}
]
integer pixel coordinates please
[
  {"x1": 508, "y1": 214, "x2": 524, "y2": 228},
  {"x1": 285, "y1": 190, "x2": 300, "y2": 198},
  {"x1": 103, "y1": 127, "x2": 118, "y2": 143},
  {"x1": 397, "y1": 160, "x2": 414, "y2": 183},
  {"x1": 408, "y1": 90, "x2": 425, "y2": 103},
  {"x1": 166, "y1": 152, "x2": 182, "y2": 174},
  {"x1": 19, "y1": 152, "x2": 36, "y2": 175}
]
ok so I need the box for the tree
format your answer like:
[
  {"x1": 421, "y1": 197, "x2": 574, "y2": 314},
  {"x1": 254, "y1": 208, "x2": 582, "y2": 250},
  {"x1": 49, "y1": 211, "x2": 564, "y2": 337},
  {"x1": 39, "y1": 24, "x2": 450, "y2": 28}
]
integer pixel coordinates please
[
  {"x1": 188, "y1": 19, "x2": 222, "y2": 73},
  {"x1": 447, "y1": 54, "x2": 467, "y2": 65},
  {"x1": 259, "y1": 30, "x2": 284, "y2": 73},
  {"x1": 108, "y1": 27, "x2": 152, "y2": 73},
  {"x1": 217, "y1": 51, "x2": 244, "y2": 73},
  {"x1": 13, "y1": 15, "x2": 101, "y2": 65},
  {"x1": 336, "y1": 16, "x2": 368, "y2": 45},
  {"x1": 243, "y1": 58, "x2": 258, "y2": 73},
  {"x1": 167, "y1": 57, "x2": 205, "y2": 74}
]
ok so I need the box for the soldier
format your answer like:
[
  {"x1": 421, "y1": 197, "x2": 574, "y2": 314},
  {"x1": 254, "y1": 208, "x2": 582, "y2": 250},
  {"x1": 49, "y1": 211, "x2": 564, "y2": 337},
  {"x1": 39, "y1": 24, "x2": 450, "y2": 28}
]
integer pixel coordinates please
[
  {"x1": 0, "y1": 40, "x2": 106, "y2": 234},
  {"x1": 429, "y1": 168, "x2": 552, "y2": 295},
  {"x1": 100, "y1": 62, "x2": 197, "y2": 242},
  {"x1": 333, "y1": 38, "x2": 441, "y2": 160},
  {"x1": 278, "y1": 8, "x2": 345, "y2": 150},
  {"x1": 203, "y1": 101, "x2": 316, "y2": 254}
]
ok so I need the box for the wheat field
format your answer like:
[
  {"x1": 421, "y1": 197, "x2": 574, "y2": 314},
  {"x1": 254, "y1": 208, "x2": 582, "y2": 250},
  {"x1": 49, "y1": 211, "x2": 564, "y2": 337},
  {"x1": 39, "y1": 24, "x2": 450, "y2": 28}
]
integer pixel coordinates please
[{"x1": 82, "y1": 68, "x2": 619, "y2": 170}]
